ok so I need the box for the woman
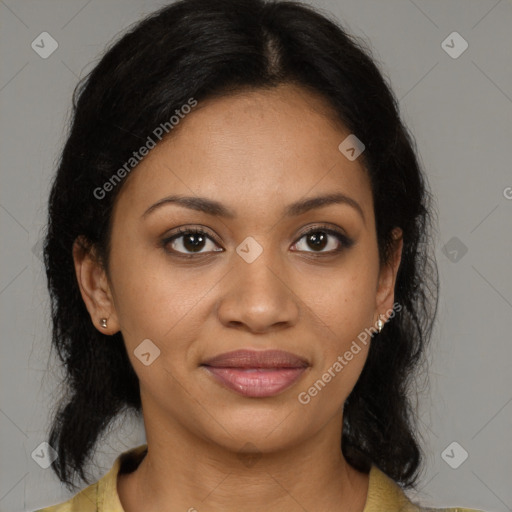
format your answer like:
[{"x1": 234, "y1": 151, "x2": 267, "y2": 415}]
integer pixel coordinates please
[{"x1": 36, "y1": 0, "x2": 483, "y2": 510}]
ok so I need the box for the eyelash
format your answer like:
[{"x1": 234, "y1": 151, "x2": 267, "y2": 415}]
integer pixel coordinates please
[{"x1": 161, "y1": 225, "x2": 354, "y2": 258}]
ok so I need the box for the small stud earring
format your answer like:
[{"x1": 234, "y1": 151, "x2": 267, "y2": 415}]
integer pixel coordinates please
[
  {"x1": 376, "y1": 314, "x2": 384, "y2": 333},
  {"x1": 100, "y1": 318, "x2": 108, "y2": 329}
]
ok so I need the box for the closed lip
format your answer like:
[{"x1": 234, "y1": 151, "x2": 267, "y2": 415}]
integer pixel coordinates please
[{"x1": 201, "y1": 349, "x2": 309, "y2": 369}]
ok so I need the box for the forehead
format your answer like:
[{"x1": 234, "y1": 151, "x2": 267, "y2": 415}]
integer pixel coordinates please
[{"x1": 114, "y1": 84, "x2": 373, "y2": 224}]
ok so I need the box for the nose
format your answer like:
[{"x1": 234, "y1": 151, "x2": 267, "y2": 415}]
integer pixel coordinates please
[{"x1": 215, "y1": 245, "x2": 300, "y2": 334}]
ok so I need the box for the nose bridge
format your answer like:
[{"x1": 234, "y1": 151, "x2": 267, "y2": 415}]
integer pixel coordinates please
[
  {"x1": 235, "y1": 234, "x2": 286, "y2": 304},
  {"x1": 237, "y1": 239, "x2": 280, "y2": 293},
  {"x1": 216, "y1": 235, "x2": 299, "y2": 332}
]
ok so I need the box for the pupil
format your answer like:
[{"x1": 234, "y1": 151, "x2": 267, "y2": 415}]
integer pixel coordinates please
[
  {"x1": 308, "y1": 232, "x2": 327, "y2": 250},
  {"x1": 184, "y1": 234, "x2": 205, "y2": 252}
]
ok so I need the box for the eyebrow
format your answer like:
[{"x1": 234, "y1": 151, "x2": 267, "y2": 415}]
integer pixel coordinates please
[{"x1": 142, "y1": 192, "x2": 365, "y2": 223}]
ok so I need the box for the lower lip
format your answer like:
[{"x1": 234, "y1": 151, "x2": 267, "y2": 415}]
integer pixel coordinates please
[{"x1": 202, "y1": 366, "x2": 307, "y2": 397}]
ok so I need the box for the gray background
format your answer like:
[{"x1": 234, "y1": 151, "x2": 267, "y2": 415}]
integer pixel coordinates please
[{"x1": 1, "y1": 0, "x2": 511, "y2": 511}]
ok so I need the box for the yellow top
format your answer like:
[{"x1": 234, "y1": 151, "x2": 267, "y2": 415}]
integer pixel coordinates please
[{"x1": 36, "y1": 444, "x2": 483, "y2": 512}]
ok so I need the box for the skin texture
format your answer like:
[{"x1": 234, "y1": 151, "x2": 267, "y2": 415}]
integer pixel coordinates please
[{"x1": 73, "y1": 83, "x2": 403, "y2": 512}]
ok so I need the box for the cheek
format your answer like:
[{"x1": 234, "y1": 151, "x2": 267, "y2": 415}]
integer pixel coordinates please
[
  {"x1": 108, "y1": 244, "x2": 210, "y2": 397},
  {"x1": 295, "y1": 248, "x2": 378, "y2": 399},
  {"x1": 310, "y1": 285, "x2": 373, "y2": 383},
  {"x1": 108, "y1": 236, "x2": 209, "y2": 348},
  {"x1": 304, "y1": 257, "x2": 378, "y2": 337},
  {"x1": 295, "y1": 268, "x2": 375, "y2": 416}
]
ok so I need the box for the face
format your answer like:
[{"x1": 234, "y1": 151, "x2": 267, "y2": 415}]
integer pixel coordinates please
[{"x1": 75, "y1": 83, "x2": 402, "y2": 455}]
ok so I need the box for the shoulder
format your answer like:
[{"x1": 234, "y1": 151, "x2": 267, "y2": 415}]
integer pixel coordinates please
[
  {"x1": 33, "y1": 481, "x2": 99, "y2": 512},
  {"x1": 365, "y1": 465, "x2": 485, "y2": 512},
  {"x1": 419, "y1": 509, "x2": 485, "y2": 512},
  {"x1": 34, "y1": 444, "x2": 148, "y2": 512}
]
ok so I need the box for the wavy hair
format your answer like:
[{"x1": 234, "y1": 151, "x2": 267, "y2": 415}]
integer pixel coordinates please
[{"x1": 43, "y1": 0, "x2": 438, "y2": 492}]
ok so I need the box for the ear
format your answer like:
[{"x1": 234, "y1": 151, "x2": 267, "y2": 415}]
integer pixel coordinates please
[
  {"x1": 72, "y1": 236, "x2": 120, "y2": 335},
  {"x1": 375, "y1": 227, "x2": 403, "y2": 324}
]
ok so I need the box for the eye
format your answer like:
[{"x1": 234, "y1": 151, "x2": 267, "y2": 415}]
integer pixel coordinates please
[
  {"x1": 162, "y1": 227, "x2": 223, "y2": 256},
  {"x1": 162, "y1": 224, "x2": 353, "y2": 258},
  {"x1": 291, "y1": 225, "x2": 353, "y2": 255}
]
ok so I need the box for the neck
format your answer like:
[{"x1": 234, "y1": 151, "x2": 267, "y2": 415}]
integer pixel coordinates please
[{"x1": 118, "y1": 405, "x2": 369, "y2": 512}]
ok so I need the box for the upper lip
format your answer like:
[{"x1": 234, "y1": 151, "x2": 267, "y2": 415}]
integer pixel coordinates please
[{"x1": 201, "y1": 349, "x2": 309, "y2": 369}]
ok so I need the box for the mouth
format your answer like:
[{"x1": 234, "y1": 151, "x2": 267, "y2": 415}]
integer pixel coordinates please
[{"x1": 201, "y1": 349, "x2": 309, "y2": 398}]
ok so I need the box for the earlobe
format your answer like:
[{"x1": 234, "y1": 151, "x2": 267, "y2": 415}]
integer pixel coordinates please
[{"x1": 72, "y1": 236, "x2": 120, "y2": 334}]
